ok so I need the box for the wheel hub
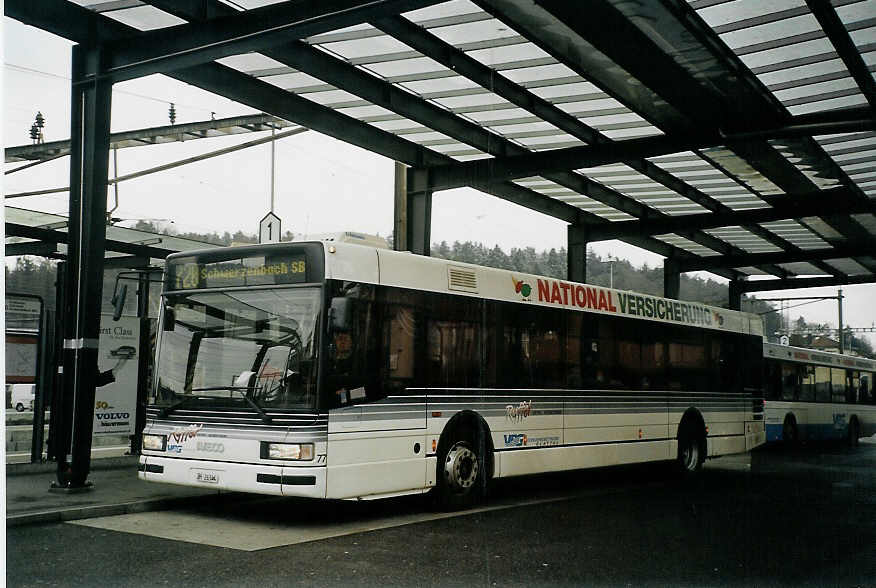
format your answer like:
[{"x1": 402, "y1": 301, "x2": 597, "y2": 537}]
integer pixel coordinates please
[{"x1": 444, "y1": 443, "x2": 479, "y2": 492}]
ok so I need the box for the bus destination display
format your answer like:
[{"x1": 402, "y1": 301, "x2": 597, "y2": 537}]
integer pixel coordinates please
[{"x1": 168, "y1": 254, "x2": 307, "y2": 290}]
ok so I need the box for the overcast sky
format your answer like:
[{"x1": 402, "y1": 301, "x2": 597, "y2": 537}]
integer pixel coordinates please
[{"x1": 3, "y1": 17, "x2": 874, "y2": 348}]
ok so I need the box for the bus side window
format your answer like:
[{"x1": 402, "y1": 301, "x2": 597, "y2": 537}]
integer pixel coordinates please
[{"x1": 814, "y1": 366, "x2": 831, "y2": 403}]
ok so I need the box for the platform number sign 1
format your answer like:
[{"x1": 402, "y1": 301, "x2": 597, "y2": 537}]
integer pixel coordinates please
[{"x1": 259, "y1": 212, "x2": 282, "y2": 244}]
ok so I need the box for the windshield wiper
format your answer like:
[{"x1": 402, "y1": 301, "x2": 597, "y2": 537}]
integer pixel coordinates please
[
  {"x1": 190, "y1": 386, "x2": 273, "y2": 425},
  {"x1": 159, "y1": 395, "x2": 195, "y2": 418}
]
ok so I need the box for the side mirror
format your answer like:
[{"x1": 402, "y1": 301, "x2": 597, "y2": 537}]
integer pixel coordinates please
[
  {"x1": 329, "y1": 297, "x2": 353, "y2": 333},
  {"x1": 111, "y1": 283, "x2": 128, "y2": 321}
]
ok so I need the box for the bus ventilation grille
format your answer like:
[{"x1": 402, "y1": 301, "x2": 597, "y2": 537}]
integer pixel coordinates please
[{"x1": 447, "y1": 266, "x2": 478, "y2": 293}]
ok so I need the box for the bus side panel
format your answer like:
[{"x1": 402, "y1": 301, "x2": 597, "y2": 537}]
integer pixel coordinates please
[
  {"x1": 496, "y1": 441, "x2": 673, "y2": 478},
  {"x1": 564, "y1": 396, "x2": 669, "y2": 460},
  {"x1": 326, "y1": 398, "x2": 427, "y2": 499}
]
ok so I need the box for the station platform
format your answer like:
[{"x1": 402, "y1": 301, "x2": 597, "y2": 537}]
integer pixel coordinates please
[{"x1": 5, "y1": 456, "x2": 224, "y2": 527}]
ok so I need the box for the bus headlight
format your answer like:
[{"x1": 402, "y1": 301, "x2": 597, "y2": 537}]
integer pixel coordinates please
[
  {"x1": 143, "y1": 434, "x2": 167, "y2": 451},
  {"x1": 261, "y1": 442, "x2": 314, "y2": 461}
]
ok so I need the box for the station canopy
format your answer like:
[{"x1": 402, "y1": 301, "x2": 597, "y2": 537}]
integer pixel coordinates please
[{"x1": 6, "y1": 0, "x2": 876, "y2": 286}]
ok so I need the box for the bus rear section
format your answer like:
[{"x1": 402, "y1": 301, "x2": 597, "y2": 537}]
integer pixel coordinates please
[{"x1": 763, "y1": 343, "x2": 876, "y2": 445}]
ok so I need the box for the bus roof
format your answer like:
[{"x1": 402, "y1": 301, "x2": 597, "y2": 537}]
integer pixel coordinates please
[
  {"x1": 763, "y1": 342, "x2": 876, "y2": 371},
  {"x1": 323, "y1": 241, "x2": 764, "y2": 337}
]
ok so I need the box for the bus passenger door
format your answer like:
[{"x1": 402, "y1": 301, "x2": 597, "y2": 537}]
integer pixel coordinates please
[{"x1": 325, "y1": 283, "x2": 427, "y2": 499}]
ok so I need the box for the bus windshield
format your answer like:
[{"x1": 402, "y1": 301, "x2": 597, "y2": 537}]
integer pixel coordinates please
[{"x1": 152, "y1": 287, "x2": 322, "y2": 411}]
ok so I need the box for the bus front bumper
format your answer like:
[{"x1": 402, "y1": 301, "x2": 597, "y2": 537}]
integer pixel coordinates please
[{"x1": 139, "y1": 455, "x2": 326, "y2": 498}]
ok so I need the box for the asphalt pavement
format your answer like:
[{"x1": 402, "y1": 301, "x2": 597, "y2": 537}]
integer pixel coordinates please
[{"x1": 6, "y1": 441, "x2": 876, "y2": 587}]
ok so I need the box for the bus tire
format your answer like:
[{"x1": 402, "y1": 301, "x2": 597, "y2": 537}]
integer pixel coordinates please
[
  {"x1": 782, "y1": 415, "x2": 799, "y2": 446},
  {"x1": 848, "y1": 417, "x2": 860, "y2": 448},
  {"x1": 435, "y1": 423, "x2": 488, "y2": 510},
  {"x1": 15, "y1": 402, "x2": 25, "y2": 412},
  {"x1": 676, "y1": 415, "x2": 705, "y2": 474}
]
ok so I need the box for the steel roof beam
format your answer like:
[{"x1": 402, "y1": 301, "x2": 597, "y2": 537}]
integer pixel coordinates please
[
  {"x1": 806, "y1": 0, "x2": 876, "y2": 110},
  {"x1": 5, "y1": 0, "x2": 744, "y2": 281},
  {"x1": 425, "y1": 115, "x2": 874, "y2": 190},
  {"x1": 738, "y1": 274, "x2": 876, "y2": 292},
  {"x1": 95, "y1": 0, "x2": 445, "y2": 83},
  {"x1": 5, "y1": 223, "x2": 175, "y2": 259},
  {"x1": 677, "y1": 245, "x2": 876, "y2": 273},
  {"x1": 584, "y1": 187, "x2": 875, "y2": 241},
  {"x1": 5, "y1": 241, "x2": 61, "y2": 257},
  {"x1": 258, "y1": 38, "x2": 756, "y2": 275}
]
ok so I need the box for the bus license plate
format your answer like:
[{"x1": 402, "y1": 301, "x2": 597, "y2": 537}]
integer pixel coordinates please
[{"x1": 191, "y1": 469, "x2": 221, "y2": 485}]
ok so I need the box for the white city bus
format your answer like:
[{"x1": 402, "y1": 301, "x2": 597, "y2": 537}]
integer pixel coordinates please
[
  {"x1": 763, "y1": 342, "x2": 876, "y2": 445},
  {"x1": 139, "y1": 240, "x2": 765, "y2": 508}
]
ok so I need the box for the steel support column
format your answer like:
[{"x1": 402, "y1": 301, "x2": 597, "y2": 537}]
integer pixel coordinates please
[
  {"x1": 56, "y1": 44, "x2": 113, "y2": 489},
  {"x1": 728, "y1": 280, "x2": 743, "y2": 311},
  {"x1": 405, "y1": 168, "x2": 432, "y2": 256},
  {"x1": 664, "y1": 258, "x2": 680, "y2": 300},
  {"x1": 131, "y1": 271, "x2": 152, "y2": 455},
  {"x1": 567, "y1": 224, "x2": 588, "y2": 283},
  {"x1": 393, "y1": 162, "x2": 407, "y2": 252}
]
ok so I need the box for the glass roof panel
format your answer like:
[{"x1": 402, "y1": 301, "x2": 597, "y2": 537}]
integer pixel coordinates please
[
  {"x1": 822, "y1": 258, "x2": 871, "y2": 275},
  {"x1": 365, "y1": 57, "x2": 449, "y2": 78},
  {"x1": 403, "y1": 0, "x2": 483, "y2": 22},
  {"x1": 466, "y1": 42, "x2": 551, "y2": 67},
  {"x1": 758, "y1": 220, "x2": 830, "y2": 249},
  {"x1": 787, "y1": 94, "x2": 868, "y2": 114},
  {"x1": 318, "y1": 34, "x2": 414, "y2": 61},
  {"x1": 263, "y1": 72, "x2": 325, "y2": 92},
  {"x1": 529, "y1": 81, "x2": 600, "y2": 100},
  {"x1": 600, "y1": 127, "x2": 664, "y2": 139},
  {"x1": 400, "y1": 75, "x2": 480, "y2": 95},
  {"x1": 502, "y1": 63, "x2": 576, "y2": 84},
  {"x1": 306, "y1": 23, "x2": 381, "y2": 45},
  {"x1": 719, "y1": 14, "x2": 822, "y2": 50},
  {"x1": 430, "y1": 92, "x2": 506, "y2": 109},
  {"x1": 756, "y1": 58, "x2": 849, "y2": 87},
  {"x1": 100, "y1": 5, "x2": 186, "y2": 30},
  {"x1": 699, "y1": 147, "x2": 785, "y2": 195},
  {"x1": 772, "y1": 76, "x2": 859, "y2": 102},
  {"x1": 654, "y1": 235, "x2": 719, "y2": 256},
  {"x1": 299, "y1": 89, "x2": 359, "y2": 105},
  {"x1": 697, "y1": 0, "x2": 806, "y2": 29},
  {"x1": 217, "y1": 53, "x2": 286, "y2": 73},
  {"x1": 428, "y1": 17, "x2": 521, "y2": 46},
  {"x1": 737, "y1": 38, "x2": 834, "y2": 69},
  {"x1": 836, "y1": 0, "x2": 876, "y2": 25}
]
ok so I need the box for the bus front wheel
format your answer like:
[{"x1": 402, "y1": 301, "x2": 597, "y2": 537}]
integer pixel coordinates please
[
  {"x1": 436, "y1": 428, "x2": 487, "y2": 510},
  {"x1": 677, "y1": 429, "x2": 705, "y2": 474}
]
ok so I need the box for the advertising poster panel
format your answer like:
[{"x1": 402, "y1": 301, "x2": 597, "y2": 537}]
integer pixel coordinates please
[{"x1": 93, "y1": 315, "x2": 140, "y2": 436}]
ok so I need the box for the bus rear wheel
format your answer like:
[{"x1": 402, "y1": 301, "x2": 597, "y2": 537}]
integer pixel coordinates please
[
  {"x1": 436, "y1": 429, "x2": 487, "y2": 510},
  {"x1": 783, "y1": 415, "x2": 799, "y2": 447},
  {"x1": 676, "y1": 424, "x2": 705, "y2": 474},
  {"x1": 848, "y1": 417, "x2": 860, "y2": 448},
  {"x1": 15, "y1": 403, "x2": 25, "y2": 412}
]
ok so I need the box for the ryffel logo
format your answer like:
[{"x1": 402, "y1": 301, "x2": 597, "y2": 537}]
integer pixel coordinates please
[
  {"x1": 167, "y1": 424, "x2": 203, "y2": 453},
  {"x1": 504, "y1": 433, "x2": 527, "y2": 447},
  {"x1": 506, "y1": 400, "x2": 532, "y2": 421}
]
